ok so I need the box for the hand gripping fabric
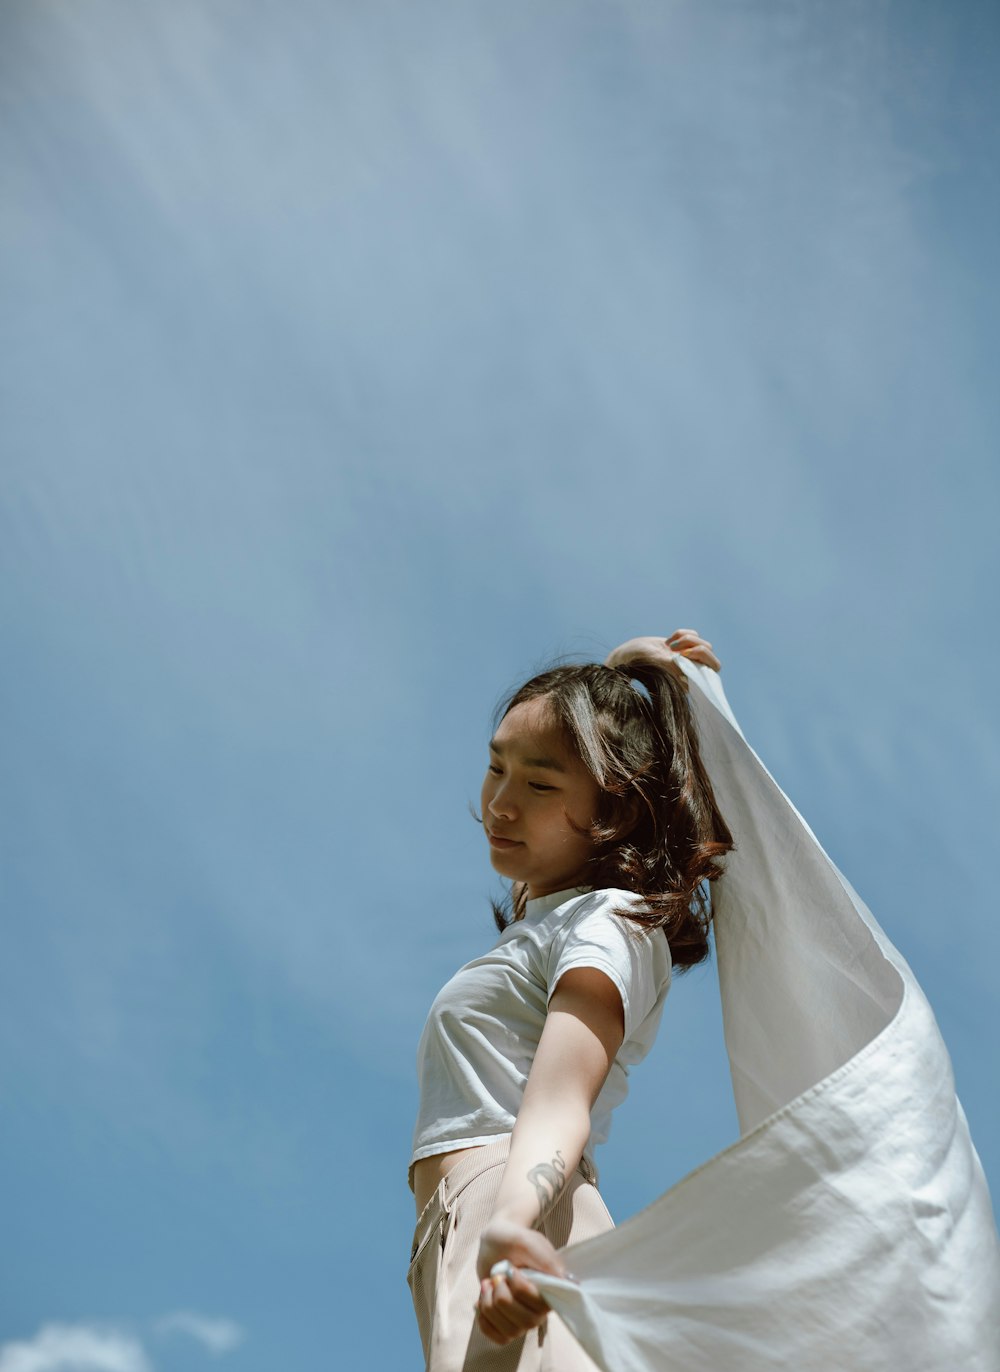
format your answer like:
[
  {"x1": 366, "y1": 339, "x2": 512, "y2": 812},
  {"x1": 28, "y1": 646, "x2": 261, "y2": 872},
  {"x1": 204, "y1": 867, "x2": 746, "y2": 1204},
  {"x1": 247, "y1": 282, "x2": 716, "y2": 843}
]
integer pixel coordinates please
[{"x1": 523, "y1": 660, "x2": 1000, "y2": 1372}]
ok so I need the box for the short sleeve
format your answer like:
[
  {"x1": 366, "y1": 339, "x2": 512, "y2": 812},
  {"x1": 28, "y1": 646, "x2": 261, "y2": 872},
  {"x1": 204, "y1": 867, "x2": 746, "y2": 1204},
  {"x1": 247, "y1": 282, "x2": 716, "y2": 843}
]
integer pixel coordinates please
[{"x1": 546, "y1": 891, "x2": 671, "y2": 1043}]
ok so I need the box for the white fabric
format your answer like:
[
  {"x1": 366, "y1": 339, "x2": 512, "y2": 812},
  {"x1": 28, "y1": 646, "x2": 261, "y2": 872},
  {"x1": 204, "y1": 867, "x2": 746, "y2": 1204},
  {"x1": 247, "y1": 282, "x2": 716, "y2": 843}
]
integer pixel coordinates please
[
  {"x1": 524, "y1": 660, "x2": 1000, "y2": 1371},
  {"x1": 409, "y1": 886, "x2": 671, "y2": 1185}
]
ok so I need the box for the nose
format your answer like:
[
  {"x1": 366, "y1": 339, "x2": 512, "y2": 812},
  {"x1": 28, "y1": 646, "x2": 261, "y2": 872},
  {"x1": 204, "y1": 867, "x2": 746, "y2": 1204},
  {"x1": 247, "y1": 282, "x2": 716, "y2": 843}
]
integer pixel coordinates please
[{"x1": 487, "y1": 780, "x2": 517, "y2": 822}]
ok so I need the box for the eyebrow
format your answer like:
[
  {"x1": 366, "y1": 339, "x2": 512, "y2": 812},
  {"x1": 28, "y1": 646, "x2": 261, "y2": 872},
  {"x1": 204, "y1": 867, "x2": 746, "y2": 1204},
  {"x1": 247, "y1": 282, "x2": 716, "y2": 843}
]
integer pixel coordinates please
[{"x1": 488, "y1": 740, "x2": 568, "y2": 773}]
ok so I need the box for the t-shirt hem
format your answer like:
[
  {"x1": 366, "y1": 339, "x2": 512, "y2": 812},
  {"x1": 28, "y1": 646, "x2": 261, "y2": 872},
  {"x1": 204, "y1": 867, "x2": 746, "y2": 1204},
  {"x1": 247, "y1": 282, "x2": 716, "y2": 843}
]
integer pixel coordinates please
[
  {"x1": 407, "y1": 1131, "x2": 514, "y2": 1191},
  {"x1": 410, "y1": 1130, "x2": 514, "y2": 1166}
]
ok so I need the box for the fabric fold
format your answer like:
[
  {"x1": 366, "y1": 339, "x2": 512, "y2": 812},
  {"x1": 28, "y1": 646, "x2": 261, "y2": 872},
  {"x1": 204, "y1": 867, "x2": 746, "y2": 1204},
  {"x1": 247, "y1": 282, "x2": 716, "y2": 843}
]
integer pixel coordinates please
[{"x1": 523, "y1": 661, "x2": 1000, "y2": 1371}]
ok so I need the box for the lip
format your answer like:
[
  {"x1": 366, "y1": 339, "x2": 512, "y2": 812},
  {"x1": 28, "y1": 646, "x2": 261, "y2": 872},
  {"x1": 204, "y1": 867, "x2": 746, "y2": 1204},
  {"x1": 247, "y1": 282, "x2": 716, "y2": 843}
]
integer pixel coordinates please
[{"x1": 487, "y1": 831, "x2": 523, "y2": 849}]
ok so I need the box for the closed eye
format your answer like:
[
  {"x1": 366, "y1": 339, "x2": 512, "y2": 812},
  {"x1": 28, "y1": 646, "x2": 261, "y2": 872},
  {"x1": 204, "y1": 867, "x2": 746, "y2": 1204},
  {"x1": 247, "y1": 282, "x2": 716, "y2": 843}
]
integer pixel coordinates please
[{"x1": 530, "y1": 783, "x2": 557, "y2": 792}]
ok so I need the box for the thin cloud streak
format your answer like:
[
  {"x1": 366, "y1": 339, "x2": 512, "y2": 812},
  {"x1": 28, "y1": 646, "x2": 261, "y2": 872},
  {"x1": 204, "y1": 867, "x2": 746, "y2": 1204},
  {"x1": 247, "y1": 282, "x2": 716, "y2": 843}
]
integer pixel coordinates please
[{"x1": 153, "y1": 1312, "x2": 245, "y2": 1354}]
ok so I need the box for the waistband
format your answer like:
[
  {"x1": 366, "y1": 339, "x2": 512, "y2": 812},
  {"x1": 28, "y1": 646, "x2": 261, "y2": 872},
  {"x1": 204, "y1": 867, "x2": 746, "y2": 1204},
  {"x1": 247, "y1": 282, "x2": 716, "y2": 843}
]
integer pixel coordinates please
[{"x1": 412, "y1": 1135, "x2": 599, "y2": 1241}]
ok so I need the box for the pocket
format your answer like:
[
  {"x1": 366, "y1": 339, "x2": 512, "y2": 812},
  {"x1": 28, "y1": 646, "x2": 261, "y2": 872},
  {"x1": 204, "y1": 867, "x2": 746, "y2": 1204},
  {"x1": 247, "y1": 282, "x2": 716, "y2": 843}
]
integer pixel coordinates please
[
  {"x1": 407, "y1": 1203, "x2": 454, "y2": 1365},
  {"x1": 407, "y1": 1211, "x2": 442, "y2": 1281},
  {"x1": 407, "y1": 1181, "x2": 457, "y2": 1277}
]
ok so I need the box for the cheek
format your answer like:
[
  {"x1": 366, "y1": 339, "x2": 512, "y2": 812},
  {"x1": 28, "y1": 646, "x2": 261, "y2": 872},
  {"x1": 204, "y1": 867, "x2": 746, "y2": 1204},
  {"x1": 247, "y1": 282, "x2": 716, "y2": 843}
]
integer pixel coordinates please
[
  {"x1": 553, "y1": 808, "x2": 591, "y2": 852},
  {"x1": 563, "y1": 787, "x2": 600, "y2": 833}
]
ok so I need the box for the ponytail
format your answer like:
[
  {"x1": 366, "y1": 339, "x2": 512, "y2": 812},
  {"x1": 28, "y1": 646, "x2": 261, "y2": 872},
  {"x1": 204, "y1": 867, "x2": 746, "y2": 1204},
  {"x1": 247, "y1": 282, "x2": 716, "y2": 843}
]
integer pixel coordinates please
[{"x1": 604, "y1": 662, "x2": 733, "y2": 966}]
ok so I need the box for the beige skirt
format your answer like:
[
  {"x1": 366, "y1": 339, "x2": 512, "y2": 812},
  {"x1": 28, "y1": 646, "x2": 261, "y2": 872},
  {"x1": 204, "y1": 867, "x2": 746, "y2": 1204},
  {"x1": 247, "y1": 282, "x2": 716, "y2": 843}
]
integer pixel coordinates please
[{"x1": 407, "y1": 1136, "x2": 614, "y2": 1371}]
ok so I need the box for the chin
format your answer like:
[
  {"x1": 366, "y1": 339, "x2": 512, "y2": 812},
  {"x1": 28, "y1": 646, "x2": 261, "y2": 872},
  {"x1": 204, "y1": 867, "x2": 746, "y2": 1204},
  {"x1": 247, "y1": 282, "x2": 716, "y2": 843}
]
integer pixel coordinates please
[{"x1": 489, "y1": 852, "x2": 526, "y2": 882}]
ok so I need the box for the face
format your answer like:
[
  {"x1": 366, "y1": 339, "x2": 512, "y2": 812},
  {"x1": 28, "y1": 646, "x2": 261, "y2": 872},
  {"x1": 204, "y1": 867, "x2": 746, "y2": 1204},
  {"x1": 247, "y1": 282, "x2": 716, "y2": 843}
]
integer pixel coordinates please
[{"x1": 481, "y1": 696, "x2": 603, "y2": 900}]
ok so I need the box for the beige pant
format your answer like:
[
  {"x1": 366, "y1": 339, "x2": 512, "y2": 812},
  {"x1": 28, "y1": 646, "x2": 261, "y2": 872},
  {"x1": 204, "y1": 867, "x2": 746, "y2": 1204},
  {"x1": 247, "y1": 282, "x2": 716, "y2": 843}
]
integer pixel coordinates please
[{"x1": 407, "y1": 1137, "x2": 614, "y2": 1371}]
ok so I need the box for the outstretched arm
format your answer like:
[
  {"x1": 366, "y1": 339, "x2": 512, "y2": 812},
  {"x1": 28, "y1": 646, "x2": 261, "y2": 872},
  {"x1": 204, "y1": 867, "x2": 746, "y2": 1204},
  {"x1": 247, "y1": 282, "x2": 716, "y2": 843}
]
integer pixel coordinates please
[{"x1": 474, "y1": 966, "x2": 626, "y2": 1346}]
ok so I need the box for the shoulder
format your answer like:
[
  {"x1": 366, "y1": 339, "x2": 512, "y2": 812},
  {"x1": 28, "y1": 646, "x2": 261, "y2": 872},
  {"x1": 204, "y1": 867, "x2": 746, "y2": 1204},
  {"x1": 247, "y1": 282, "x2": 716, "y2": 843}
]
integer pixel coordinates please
[
  {"x1": 556, "y1": 887, "x2": 658, "y2": 939},
  {"x1": 545, "y1": 888, "x2": 671, "y2": 1041},
  {"x1": 548, "y1": 888, "x2": 672, "y2": 984}
]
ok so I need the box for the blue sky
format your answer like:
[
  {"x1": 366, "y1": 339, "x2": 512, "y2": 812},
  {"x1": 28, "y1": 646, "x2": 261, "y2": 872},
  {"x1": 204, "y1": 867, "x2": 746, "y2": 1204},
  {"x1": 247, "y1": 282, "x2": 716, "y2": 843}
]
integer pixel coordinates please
[{"x1": 2, "y1": 1, "x2": 998, "y2": 1367}]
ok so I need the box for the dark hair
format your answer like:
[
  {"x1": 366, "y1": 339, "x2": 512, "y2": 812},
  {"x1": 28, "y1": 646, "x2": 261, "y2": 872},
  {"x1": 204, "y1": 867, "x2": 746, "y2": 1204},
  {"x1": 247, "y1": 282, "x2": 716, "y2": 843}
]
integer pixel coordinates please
[{"x1": 489, "y1": 661, "x2": 735, "y2": 970}]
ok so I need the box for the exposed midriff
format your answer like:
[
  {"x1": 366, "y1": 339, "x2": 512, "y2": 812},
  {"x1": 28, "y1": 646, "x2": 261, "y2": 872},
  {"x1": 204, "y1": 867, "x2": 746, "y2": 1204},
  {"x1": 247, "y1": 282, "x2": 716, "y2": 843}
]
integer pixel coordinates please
[{"x1": 412, "y1": 1144, "x2": 488, "y2": 1216}]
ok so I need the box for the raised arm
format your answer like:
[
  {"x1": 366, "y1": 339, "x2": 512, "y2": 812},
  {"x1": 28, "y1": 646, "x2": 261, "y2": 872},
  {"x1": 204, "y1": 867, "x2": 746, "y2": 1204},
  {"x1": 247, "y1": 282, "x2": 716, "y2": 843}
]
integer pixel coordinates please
[{"x1": 475, "y1": 966, "x2": 625, "y2": 1345}]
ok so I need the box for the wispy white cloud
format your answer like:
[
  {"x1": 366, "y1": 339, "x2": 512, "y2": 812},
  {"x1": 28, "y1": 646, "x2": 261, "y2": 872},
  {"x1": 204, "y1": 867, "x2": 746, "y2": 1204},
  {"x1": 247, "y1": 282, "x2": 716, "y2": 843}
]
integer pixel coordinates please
[
  {"x1": 152, "y1": 1312, "x2": 245, "y2": 1355},
  {"x1": 0, "y1": 1314, "x2": 246, "y2": 1372},
  {"x1": 0, "y1": 1324, "x2": 152, "y2": 1372}
]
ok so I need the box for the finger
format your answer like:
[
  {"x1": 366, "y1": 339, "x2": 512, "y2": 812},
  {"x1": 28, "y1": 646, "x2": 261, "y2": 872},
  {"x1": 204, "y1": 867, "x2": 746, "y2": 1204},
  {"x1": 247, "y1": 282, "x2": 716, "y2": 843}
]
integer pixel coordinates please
[
  {"x1": 666, "y1": 629, "x2": 719, "y2": 667},
  {"x1": 477, "y1": 1308, "x2": 514, "y2": 1345},
  {"x1": 478, "y1": 1278, "x2": 522, "y2": 1340},
  {"x1": 490, "y1": 1275, "x2": 548, "y2": 1333},
  {"x1": 507, "y1": 1269, "x2": 550, "y2": 1315},
  {"x1": 682, "y1": 646, "x2": 722, "y2": 671},
  {"x1": 478, "y1": 1308, "x2": 516, "y2": 1345}
]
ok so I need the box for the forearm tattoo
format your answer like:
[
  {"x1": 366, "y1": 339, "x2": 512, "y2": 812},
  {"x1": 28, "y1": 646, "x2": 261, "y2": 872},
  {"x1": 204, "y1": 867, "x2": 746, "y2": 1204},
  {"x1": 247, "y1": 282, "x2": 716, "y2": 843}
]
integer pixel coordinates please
[{"x1": 527, "y1": 1149, "x2": 567, "y2": 1214}]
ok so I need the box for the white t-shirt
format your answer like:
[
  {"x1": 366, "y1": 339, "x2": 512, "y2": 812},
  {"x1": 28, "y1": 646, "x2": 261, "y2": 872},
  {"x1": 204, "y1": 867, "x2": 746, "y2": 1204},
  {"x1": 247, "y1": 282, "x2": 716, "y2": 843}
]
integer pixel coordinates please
[{"x1": 409, "y1": 886, "x2": 672, "y2": 1188}]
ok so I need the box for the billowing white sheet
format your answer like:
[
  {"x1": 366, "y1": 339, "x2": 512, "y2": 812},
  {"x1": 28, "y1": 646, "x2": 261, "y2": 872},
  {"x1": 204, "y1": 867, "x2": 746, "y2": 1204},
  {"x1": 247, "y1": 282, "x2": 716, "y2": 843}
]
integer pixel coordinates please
[{"x1": 527, "y1": 661, "x2": 1000, "y2": 1370}]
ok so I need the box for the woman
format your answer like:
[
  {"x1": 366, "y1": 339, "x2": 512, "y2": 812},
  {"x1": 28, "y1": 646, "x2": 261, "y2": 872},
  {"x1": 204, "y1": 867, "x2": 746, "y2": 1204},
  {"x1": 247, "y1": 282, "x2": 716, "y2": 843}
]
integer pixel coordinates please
[{"x1": 408, "y1": 629, "x2": 734, "y2": 1370}]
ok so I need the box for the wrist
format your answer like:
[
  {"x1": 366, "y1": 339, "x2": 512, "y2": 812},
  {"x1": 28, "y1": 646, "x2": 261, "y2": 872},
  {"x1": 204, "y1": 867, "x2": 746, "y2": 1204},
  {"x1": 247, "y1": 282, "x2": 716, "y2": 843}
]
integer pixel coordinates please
[
  {"x1": 606, "y1": 637, "x2": 675, "y2": 671},
  {"x1": 486, "y1": 1203, "x2": 540, "y2": 1232}
]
